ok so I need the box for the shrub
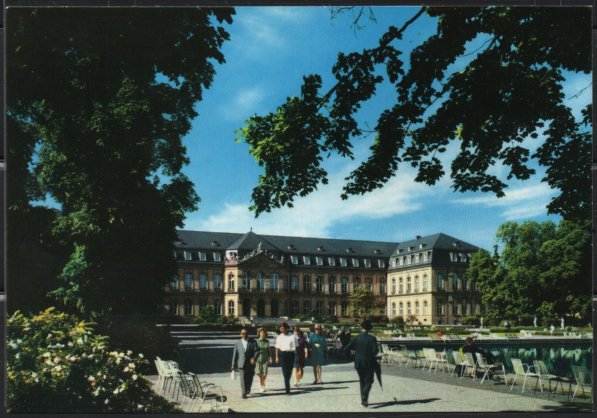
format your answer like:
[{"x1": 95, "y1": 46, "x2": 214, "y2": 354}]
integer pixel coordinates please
[
  {"x1": 322, "y1": 315, "x2": 338, "y2": 324},
  {"x1": 389, "y1": 316, "x2": 405, "y2": 329},
  {"x1": 7, "y1": 308, "x2": 177, "y2": 413}
]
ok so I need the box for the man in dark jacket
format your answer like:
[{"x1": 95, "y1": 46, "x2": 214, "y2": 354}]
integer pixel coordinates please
[
  {"x1": 343, "y1": 320, "x2": 379, "y2": 407},
  {"x1": 231, "y1": 328, "x2": 260, "y2": 398}
]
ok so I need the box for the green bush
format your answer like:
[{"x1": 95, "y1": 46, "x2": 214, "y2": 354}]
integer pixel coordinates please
[{"x1": 7, "y1": 308, "x2": 177, "y2": 413}]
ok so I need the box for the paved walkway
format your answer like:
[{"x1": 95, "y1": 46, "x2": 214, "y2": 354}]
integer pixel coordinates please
[{"x1": 147, "y1": 362, "x2": 591, "y2": 413}]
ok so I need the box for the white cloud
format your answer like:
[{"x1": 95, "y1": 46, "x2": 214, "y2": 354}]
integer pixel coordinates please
[
  {"x1": 260, "y1": 7, "x2": 316, "y2": 23},
  {"x1": 451, "y1": 182, "x2": 556, "y2": 220},
  {"x1": 219, "y1": 86, "x2": 266, "y2": 121},
  {"x1": 187, "y1": 163, "x2": 449, "y2": 237}
]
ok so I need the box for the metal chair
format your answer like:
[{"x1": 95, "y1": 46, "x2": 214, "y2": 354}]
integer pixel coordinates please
[
  {"x1": 475, "y1": 353, "x2": 506, "y2": 384},
  {"x1": 571, "y1": 365, "x2": 592, "y2": 400},
  {"x1": 450, "y1": 350, "x2": 466, "y2": 377},
  {"x1": 460, "y1": 352, "x2": 477, "y2": 380},
  {"x1": 509, "y1": 358, "x2": 540, "y2": 393},
  {"x1": 533, "y1": 360, "x2": 563, "y2": 396}
]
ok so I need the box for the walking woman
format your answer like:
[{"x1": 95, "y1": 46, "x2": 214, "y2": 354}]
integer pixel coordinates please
[
  {"x1": 293, "y1": 327, "x2": 307, "y2": 386},
  {"x1": 309, "y1": 324, "x2": 328, "y2": 384},
  {"x1": 255, "y1": 328, "x2": 272, "y2": 392}
]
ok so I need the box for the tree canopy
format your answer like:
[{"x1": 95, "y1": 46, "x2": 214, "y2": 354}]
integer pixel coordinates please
[
  {"x1": 7, "y1": 8, "x2": 234, "y2": 317},
  {"x1": 239, "y1": 7, "x2": 591, "y2": 222},
  {"x1": 467, "y1": 220, "x2": 591, "y2": 325}
]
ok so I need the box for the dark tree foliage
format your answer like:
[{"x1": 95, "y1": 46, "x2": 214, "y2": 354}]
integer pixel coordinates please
[
  {"x1": 239, "y1": 7, "x2": 591, "y2": 222},
  {"x1": 467, "y1": 220, "x2": 591, "y2": 324},
  {"x1": 7, "y1": 8, "x2": 234, "y2": 317}
]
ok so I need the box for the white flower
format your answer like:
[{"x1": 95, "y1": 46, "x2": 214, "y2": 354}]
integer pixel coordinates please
[
  {"x1": 76, "y1": 338, "x2": 83, "y2": 345},
  {"x1": 128, "y1": 362, "x2": 135, "y2": 369},
  {"x1": 126, "y1": 350, "x2": 132, "y2": 356},
  {"x1": 104, "y1": 399, "x2": 109, "y2": 405},
  {"x1": 55, "y1": 365, "x2": 62, "y2": 372},
  {"x1": 15, "y1": 353, "x2": 20, "y2": 359},
  {"x1": 138, "y1": 353, "x2": 144, "y2": 358},
  {"x1": 42, "y1": 352, "x2": 51, "y2": 358},
  {"x1": 113, "y1": 388, "x2": 120, "y2": 395},
  {"x1": 67, "y1": 341, "x2": 74, "y2": 347},
  {"x1": 137, "y1": 404, "x2": 143, "y2": 410},
  {"x1": 16, "y1": 339, "x2": 22, "y2": 344},
  {"x1": 123, "y1": 367, "x2": 129, "y2": 372},
  {"x1": 132, "y1": 374, "x2": 138, "y2": 381},
  {"x1": 88, "y1": 376, "x2": 95, "y2": 382}
]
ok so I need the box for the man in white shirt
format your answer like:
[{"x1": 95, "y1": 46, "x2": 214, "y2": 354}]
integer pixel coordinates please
[{"x1": 275, "y1": 322, "x2": 295, "y2": 394}]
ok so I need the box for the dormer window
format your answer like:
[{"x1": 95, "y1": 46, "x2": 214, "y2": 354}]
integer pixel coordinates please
[
  {"x1": 378, "y1": 259, "x2": 386, "y2": 268},
  {"x1": 290, "y1": 255, "x2": 299, "y2": 265},
  {"x1": 414, "y1": 253, "x2": 420, "y2": 263},
  {"x1": 317, "y1": 246, "x2": 325, "y2": 252},
  {"x1": 352, "y1": 258, "x2": 359, "y2": 267},
  {"x1": 213, "y1": 252, "x2": 222, "y2": 262},
  {"x1": 397, "y1": 248, "x2": 401, "y2": 254},
  {"x1": 374, "y1": 249, "x2": 381, "y2": 255},
  {"x1": 184, "y1": 251, "x2": 192, "y2": 261},
  {"x1": 390, "y1": 258, "x2": 396, "y2": 268},
  {"x1": 419, "y1": 243, "x2": 424, "y2": 249},
  {"x1": 288, "y1": 244, "x2": 296, "y2": 251},
  {"x1": 316, "y1": 256, "x2": 324, "y2": 266},
  {"x1": 407, "y1": 246, "x2": 413, "y2": 252},
  {"x1": 363, "y1": 258, "x2": 371, "y2": 267},
  {"x1": 199, "y1": 251, "x2": 207, "y2": 261},
  {"x1": 328, "y1": 257, "x2": 336, "y2": 266},
  {"x1": 423, "y1": 251, "x2": 429, "y2": 262},
  {"x1": 303, "y1": 256, "x2": 311, "y2": 265},
  {"x1": 211, "y1": 240, "x2": 220, "y2": 247},
  {"x1": 450, "y1": 252, "x2": 458, "y2": 262},
  {"x1": 345, "y1": 248, "x2": 353, "y2": 254},
  {"x1": 340, "y1": 257, "x2": 348, "y2": 267}
]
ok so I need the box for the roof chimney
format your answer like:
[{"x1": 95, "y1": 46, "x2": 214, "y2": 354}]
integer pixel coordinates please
[{"x1": 416, "y1": 235, "x2": 421, "y2": 240}]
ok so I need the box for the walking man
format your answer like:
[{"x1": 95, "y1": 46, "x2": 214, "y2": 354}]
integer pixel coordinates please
[
  {"x1": 343, "y1": 320, "x2": 378, "y2": 407},
  {"x1": 231, "y1": 328, "x2": 260, "y2": 399},
  {"x1": 275, "y1": 322, "x2": 296, "y2": 394}
]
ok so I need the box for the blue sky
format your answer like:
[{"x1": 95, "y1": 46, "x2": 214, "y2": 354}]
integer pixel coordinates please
[{"x1": 177, "y1": 6, "x2": 591, "y2": 251}]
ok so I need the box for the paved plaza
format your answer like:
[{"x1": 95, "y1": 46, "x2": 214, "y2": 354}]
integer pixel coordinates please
[{"x1": 148, "y1": 361, "x2": 591, "y2": 413}]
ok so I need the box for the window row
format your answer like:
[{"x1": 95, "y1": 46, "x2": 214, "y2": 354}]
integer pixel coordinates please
[
  {"x1": 436, "y1": 272, "x2": 476, "y2": 291},
  {"x1": 177, "y1": 250, "x2": 222, "y2": 262},
  {"x1": 289, "y1": 275, "x2": 384, "y2": 294},
  {"x1": 390, "y1": 251, "x2": 431, "y2": 268},
  {"x1": 288, "y1": 300, "x2": 350, "y2": 317},
  {"x1": 171, "y1": 272, "x2": 223, "y2": 291},
  {"x1": 170, "y1": 299, "x2": 223, "y2": 316},
  {"x1": 390, "y1": 300, "x2": 429, "y2": 316},
  {"x1": 390, "y1": 275, "x2": 429, "y2": 294},
  {"x1": 289, "y1": 255, "x2": 386, "y2": 268},
  {"x1": 435, "y1": 300, "x2": 481, "y2": 316}
]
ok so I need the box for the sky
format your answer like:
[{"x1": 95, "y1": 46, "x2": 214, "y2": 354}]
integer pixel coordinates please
[{"x1": 173, "y1": 7, "x2": 591, "y2": 250}]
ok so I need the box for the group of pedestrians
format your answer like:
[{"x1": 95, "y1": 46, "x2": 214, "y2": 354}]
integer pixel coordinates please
[
  {"x1": 231, "y1": 320, "x2": 380, "y2": 408},
  {"x1": 231, "y1": 322, "x2": 329, "y2": 397}
]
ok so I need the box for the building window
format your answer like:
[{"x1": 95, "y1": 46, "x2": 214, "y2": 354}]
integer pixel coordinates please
[
  {"x1": 199, "y1": 251, "x2": 207, "y2": 261},
  {"x1": 316, "y1": 256, "x2": 323, "y2": 266},
  {"x1": 452, "y1": 301, "x2": 458, "y2": 315},
  {"x1": 437, "y1": 273, "x2": 443, "y2": 290},
  {"x1": 184, "y1": 299, "x2": 193, "y2": 315},
  {"x1": 422, "y1": 275, "x2": 428, "y2": 292},
  {"x1": 303, "y1": 275, "x2": 311, "y2": 293},
  {"x1": 228, "y1": 300, "x2": 235, "y2": 316},
  {"x1": 450, "y1": 252, "x2": 458, "y2": 262},
  {"x1": 463, "y1": 273, "x2": 469, "y2": 290},
  {"x1": 340, "y1": 258, "x2": 347, "y2": 267},
  {"x1": 352, "y1": 258, "x2": 359, "y2": 267},
  {"x1": 364, "y1": 258, "x2": 371, "y2": 267},
  {"x1": 244, "y1": 272, "x2": 252, "y2": 289},
  {"x1": 328, "y1": 257, "x2": 336, "y2": 266},
  {"x1": 406, "y1": 277, "x2": 411, "y2": 293},
  {"x1": 391, "y1": 278, "x2": 396, "y2": 295},
  {"x1": 329, "y1": 276, "x2": 336, "y2": 293},
  {"x1": 170, "y1": 275, "x2": 178, "y2": 290},
  {"x1": 453, "y1": 272, "x2": 459, "y2": 291},
  {"x1": 399, "y1": 302, "x2": 404, "y2": 316},
  {"x1": 415, "y1": 253, "x2": 420, "y2": 263},
  {"x1": 184, "y1": 251, "x2": 192, "y2": 261},
  {"x1": 214, "y1": 300, "x2": 222, "y2": 315},
  {"x1": 169, "y1": 299, "x2": 178, "y2": 315},
  {"x1": 214, "y1": 273, "x2": 222, "y2": 290},
  {"x1": 407, "y1": 302, "x2": 412, "y2": 315},
  {"x1": 378, "y1": 259, "x2": 385, "y2": 268},
  {"x1": 390, "y1": 258, "x2": 396, "y2": 268},
  {"x1": 291, "y1": 300, "x2": 299, "y2": 315},
  {"x1": 199, "y1": 273, "x2": 208, "y2": 290},
  {"x1": 316, "y1": 276, "x2": 323, "y2": 293},
  {"x1": 391, "y1": 303, "x2": 396, "y2": 316},
  {"x1": 423, "y1": 300, "x2": 428, "y2": 315},
  {"x1": 303, "y1": 300, "x2": 311, "y2": 315},
  {"x1": 328, "y1": 302, "x2": 336, "y2": 316},
  {"x1": 380, "y1": 279, "x2": 386, "y2": 294},
  {"x1": 184, "y1": 272, "x2": 193, "y2": 290},
  {"x1": 354, "y1": 277, "x2": 361, "y2": 289},
  {"x1": 415, "y1": 301, "x2": 420, "y2": 315},
  {"x1": 228, "y1": 274, "x2": 235, "y2": 291},
  {"x1": 406, "y1": 255, "x2": 411, "y2": 265},
  {"x1": 303, "y1": 255, "x2": 311, "y2": 265},
  {"x1": 423, "y1": 252, "x2": 428, "y2": 262},
  {"x1": 290, "y1": 275, "x2": 299, "y2": 291},
  {"x1": 366, "y1": 278, "x2": 372, "y2": 291},
  {"x1": 340, "y1": 277, "x2": 347, "y2": 294},
  {"x1": 271, "y1": 272, "x2": 280, "y2": 290},
  {"x1": 436, "y1": 301, "x2": 444, "y2": 315},
  {"x1": 414, "y1": 276, "x2": 419, "y2": 292},
  {"x1": 316, "y1": 301, "x2": 324, "y2": 316},
  {"x1": 291, "y1": 255, "x2": 299, "y2": 265},
  {"x1": 341, "y1": 302, "x2": 349, "y2": 317},
  {"x1": 257, "y1": 272, "x2": 265, "y2": 290},
  {"x1": 213, "y1": 252, "x2": 222, "y2": 262},
  {"x1": 399, "y1": 277, "x2": 403, "y2": 294}
]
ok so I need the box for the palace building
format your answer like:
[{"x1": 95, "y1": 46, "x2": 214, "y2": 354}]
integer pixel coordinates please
[{"x1": 167, "y1": 230, "x2": 483, "y2": 325}]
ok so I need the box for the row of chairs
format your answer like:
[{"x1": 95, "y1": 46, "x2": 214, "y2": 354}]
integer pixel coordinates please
[
  {"x1": 154, "y1": 357, "x2": 228, "y2": 412},
  {"x1": 380, "y1": 345, "x2": 592, "y2": 400}
]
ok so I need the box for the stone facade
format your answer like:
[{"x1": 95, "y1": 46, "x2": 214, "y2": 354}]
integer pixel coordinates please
[{"x1": 165, "y1": 230, "x2": 484, "y2": 324}]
